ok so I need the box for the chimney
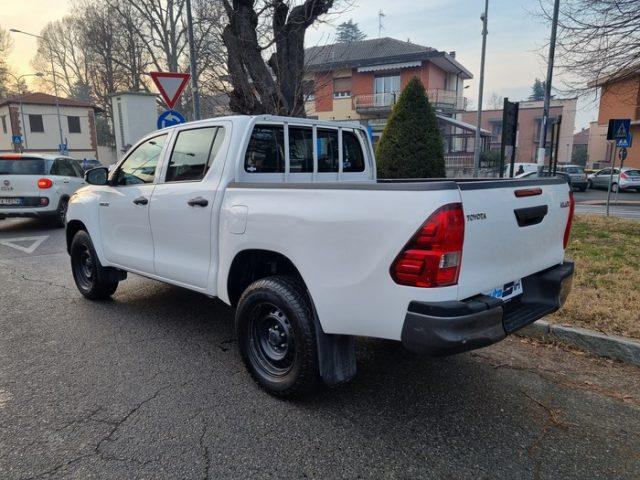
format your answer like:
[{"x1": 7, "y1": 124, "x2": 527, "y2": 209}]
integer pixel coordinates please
[{"x1": 449, "y1": 51, "x2": 456, "y2": 58}]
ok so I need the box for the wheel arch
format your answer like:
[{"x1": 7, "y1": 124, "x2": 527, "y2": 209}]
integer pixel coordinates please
[
  {"x1": 226, "y1": 249, "x2": 307, "y2": 307},
  {"x1": 66, "y1": 219, "x2": 88, "y2": 254}
]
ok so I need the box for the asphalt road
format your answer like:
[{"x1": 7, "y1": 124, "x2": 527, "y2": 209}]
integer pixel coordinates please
[
  {"x1": 1, "y1": 218, "x2": 640, "y2": 479},
  {"x1": 574, "y1": 188, "x2": 640, "y2": 220}
]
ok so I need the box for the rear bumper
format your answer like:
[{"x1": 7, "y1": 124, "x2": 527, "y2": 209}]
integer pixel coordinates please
[
  {"x1": 401, "y1": 262, "x2": 574, "y2": 356},
  {"x1": 0, "y1": 208, "x2": 57, "y2": 220}
]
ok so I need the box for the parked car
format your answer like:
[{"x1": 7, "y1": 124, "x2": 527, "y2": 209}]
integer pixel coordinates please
[
  {"x1": 504, "y1": 162, "x2": 538, "y2": 177},
  {"x1": 0, "y1": 154, "x2": 85, "y2": 227},
  {"x1": 75, "y1": 158, "x2": 102, "y2": 171},
  {"x1": 516, "y1": 169, "x2": 572, "y2": 188},
  {"x1": 587, "y1": 167, "x2": 640, "y2": 192},
  {"x1": 556, "y1": 164, "x2": 588, "y2": 191},
  {"x1": 65, "y1": 115, "x2": 575, "y2": 397}
]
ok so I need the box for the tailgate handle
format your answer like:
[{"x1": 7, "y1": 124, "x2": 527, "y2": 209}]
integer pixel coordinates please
[{"x1": 514, "y1": 205, "x2": 548, "y2": 227}]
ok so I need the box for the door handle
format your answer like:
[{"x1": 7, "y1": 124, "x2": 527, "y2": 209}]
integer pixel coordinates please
[
  {"x1": 187, "y1": 197, "x2": 208, "y2": 207},
  {"x1": 133, "y1": 196, "x2": 149, "y2": 206}
]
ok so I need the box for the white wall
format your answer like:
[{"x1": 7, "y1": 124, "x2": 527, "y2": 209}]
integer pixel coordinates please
[
  {"x1": 112, "y1": 93, "x2": 158, "y2": 154},
  {"x1": 0, "y1": 103, "x2": 97, "y2": 157}
]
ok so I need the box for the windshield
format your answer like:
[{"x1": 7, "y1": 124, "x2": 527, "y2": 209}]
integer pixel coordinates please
[
  {"x1": 561, "y1": 166, "x2": 584, "y2": 174},
  {"x1": 0, "y1": 158, "x2": 46, "y2": 175}
]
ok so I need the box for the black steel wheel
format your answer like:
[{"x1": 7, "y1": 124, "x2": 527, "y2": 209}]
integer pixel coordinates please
[
  {"x1": 48, "y1": 197, "x2": 68, "y2": 228},
  {"x1": 70, "y1": 230, "x2": 118, "y2": 300},
  {"x1": 236, "y1": 275, "x2": 321, "y2": 397}
]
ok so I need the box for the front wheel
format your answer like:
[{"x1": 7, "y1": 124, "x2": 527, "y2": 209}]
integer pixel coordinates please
[
  {"x1": 70, "y1": 230, "x2": 119, "y2": 300},
  {"x1": 236, "y1": 275, "x2": 321, "y2": 397}
]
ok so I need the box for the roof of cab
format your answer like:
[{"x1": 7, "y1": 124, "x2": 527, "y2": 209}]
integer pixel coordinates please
[{"x1": 156, "y1": 114, "x2": 363, "y2": 133}]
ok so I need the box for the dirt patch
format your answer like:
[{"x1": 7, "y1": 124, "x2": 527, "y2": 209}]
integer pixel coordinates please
[{"x1": 548, "y1": 214, "x2": 640, "y2": 340}]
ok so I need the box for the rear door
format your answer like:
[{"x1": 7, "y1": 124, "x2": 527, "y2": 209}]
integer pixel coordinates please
[
  {"x1": 456, "y1": 178, "x2": 571, "y2": 300},
  {"x1": 0, "y1": 156, "x2": 47, "y2": 207},
  {"x1": 149, "y1": 124, "x2": 228, "y2": 289}
]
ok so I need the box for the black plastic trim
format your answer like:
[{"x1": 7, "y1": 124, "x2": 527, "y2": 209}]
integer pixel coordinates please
[
  {"x1": 228, "y1": 181, "x2": 458, "y2": 191},
  {"x1": 458, "y1": 177, "x2": 566, "y2": 190},
  {"x1": 401, "y1": 262, "x2": 574, "y2": 356}
]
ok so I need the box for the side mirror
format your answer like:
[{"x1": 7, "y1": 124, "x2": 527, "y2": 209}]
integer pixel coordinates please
[{"x1": 84, "y1": 167, "x2": 109, "y2": 185}]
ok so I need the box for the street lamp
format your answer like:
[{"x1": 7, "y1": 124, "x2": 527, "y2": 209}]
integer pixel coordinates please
[
  {"x1": 7, "y1": 72, "x2": 45, "y2": 150},
  {"x1": 10, "y1": 28, "x2": 65, "y2": 152}
]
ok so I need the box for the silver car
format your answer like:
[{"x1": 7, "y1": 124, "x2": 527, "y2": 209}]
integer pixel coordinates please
[
  {"x1": 588, "y1": 167, "x2": 640, "y2": 192},
  {"x1": 557, "y1": 164, "x2": 588, "y2": 192}
]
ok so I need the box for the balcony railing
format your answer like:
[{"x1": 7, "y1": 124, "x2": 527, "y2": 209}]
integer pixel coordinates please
[{"x1": 353, "y1": 89, "x2": 467, "y2": 113}]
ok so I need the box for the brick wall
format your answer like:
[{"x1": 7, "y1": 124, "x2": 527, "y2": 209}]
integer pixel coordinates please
[{"x1": 597, "y1": 76, "x2": 640, "y2": 125}]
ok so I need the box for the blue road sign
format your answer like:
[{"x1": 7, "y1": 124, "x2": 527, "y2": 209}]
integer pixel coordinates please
[
  {"x1": 157, "y1": 109, "x2": 186, "y2": 129},
  {"x1": 607, "y1": 118, "x2": 632, "y2": 147},
  {"x1": 11, "y1": 135, "x2": 22, "y2": 144}
]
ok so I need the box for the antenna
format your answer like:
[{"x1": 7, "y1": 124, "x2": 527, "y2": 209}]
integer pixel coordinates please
[{"x1": 378, "y1": 10, "x2": 385, "y2": 38}]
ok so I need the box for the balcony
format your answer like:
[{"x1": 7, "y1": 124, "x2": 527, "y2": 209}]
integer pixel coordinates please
[{"x1": 353, "y1": 89, "x2": 467, "y2": 114}]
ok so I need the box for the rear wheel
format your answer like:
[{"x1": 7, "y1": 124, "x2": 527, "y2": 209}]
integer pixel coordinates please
[
  {"x1": 236, "y1": 275, "x2": 321, "y2": 397},
  {"x1": 48, "y1": 197, "x2": 68, "y2": 228},
  {"x1": 70, "y1": 230, "x2": 119, "y2": 299},
  {"x1": 611, "y1": 183, "x2": 619, "y2": 193}
]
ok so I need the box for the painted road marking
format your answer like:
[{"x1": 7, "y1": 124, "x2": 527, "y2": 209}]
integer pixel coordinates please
[{"x1": 0, "y1": 236, "x2": 49, "y2": 254}]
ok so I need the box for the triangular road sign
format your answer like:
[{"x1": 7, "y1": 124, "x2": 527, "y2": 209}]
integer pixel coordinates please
[
  {"x1": 615, "y1": 122, "x2": 628, "y2": 139},
  {"x1": 0, "y1": 236, "x2": 48, "y2": 254},
  {"x1": 150, "y1": 72, "x2": 190, "y2": 109}
]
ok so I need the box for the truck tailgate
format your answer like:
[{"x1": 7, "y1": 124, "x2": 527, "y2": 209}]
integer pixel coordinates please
[{"x1": 456, "y1": 178, "x2": 571, "y2": 300}]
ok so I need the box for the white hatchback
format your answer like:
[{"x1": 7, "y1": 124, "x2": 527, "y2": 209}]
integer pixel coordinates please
[{"x1": 0, "y1": 154, "x2": 87, "y2": 227}]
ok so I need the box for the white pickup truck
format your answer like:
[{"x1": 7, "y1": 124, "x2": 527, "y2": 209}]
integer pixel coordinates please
[{"x1": 66, "y1": 115, "x2": 575, "y2": 397}]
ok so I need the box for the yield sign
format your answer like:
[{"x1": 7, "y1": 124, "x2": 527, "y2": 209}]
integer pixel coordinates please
[
  {"x1": 150, "y1": 72, "x2": 190, "y2": 109},
  {"x1": 0, "y1": 236, "x2": 48, "y2": 254}
]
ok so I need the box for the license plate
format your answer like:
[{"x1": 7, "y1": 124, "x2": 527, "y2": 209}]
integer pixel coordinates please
[
  {"x1": 484, "y1": 279, "x2": 523, "y2": 302},
  {"x1": 0, "y1": 198, "x2": 22, "y2": 206}
]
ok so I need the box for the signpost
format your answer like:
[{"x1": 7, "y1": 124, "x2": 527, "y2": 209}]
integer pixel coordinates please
[
  {"x1": 157, "y1": 110, "x2": 186, "y2": 130},
  {"x1": 605, "y1": 118, "x2": 632, "y2": 216},
  {"x1": 11, "y1": 135, "x2": 22, "y2": 153},
  {"x1": 499, "y1": 98, "x2": 519, "y2": 178},
  {"x1": 150, "y1": 71, "x2": 190, "y2": 131}
]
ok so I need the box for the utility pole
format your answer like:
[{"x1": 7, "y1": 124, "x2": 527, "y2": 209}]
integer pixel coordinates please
[
  {"x1": 536, "y1": 0, "x2": 560, "y2": 167},
  {"x1": 472, "y1": 0, "x2": 489, "y2": 177},
  {"x1": 10, "y1": 29, "x2": 65, "y2": 151},
  {"x1": 185, "y1": 0, "x2": 201, "y2": 121}
]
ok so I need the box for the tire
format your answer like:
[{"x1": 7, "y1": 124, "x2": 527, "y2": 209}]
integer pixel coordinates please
[
  {"x1": 48, "y1": 197, "x2": 68, "y2": 228},
  {"x1": 611, "y1": 183, "x2": 619, "y2": 193},
  {"x1": 70, "y1": 230, "x2": 119, "y2": 300},
  {"x1": 579, "y1": 186, "x2": 587, "y2": 192},
  {"x1": 235, "y1": 275, "x2": 321, "y2": 397}
]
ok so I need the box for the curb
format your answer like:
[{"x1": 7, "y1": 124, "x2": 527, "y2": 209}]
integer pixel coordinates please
[
  {"x1": 516, "y1": 320, "x2": 640, "y2": 367},
  {"x1": 578, "y1": 200, "x2": 640, "y2": 206}
]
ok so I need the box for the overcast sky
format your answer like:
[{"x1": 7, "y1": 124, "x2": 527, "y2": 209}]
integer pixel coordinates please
[{"x1": 2, "y1": 0, "x2": 596, "y2": 130}]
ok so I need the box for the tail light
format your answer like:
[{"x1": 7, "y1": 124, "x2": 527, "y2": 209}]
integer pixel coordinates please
[
  {"x1": 37, "y1": 178, "x2": 53, "y2": 189},
  {"x1": 620, "y1": 171, "x2": 629, "y2": 180},
  {"x1": 563, "y1": 191, "x2": 575, "y2": 249},
  {"x1": 391, "y1": 203, "x2": 465, "y2": 288}
]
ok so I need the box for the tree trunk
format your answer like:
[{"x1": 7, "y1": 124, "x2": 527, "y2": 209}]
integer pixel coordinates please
[{"x1": 222, "y1": 0, "x2": 334, "y2": 116}]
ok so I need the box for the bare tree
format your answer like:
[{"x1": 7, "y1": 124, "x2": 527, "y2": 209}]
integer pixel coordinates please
[
  {"x1": 487, "y1": 92, "x2": 503, "y2": 110},
  {"x1": 0, "y1": 26, "x2": 13, "y2": 97},
  {"x1": 538, "y1": 0, "x2": 640, "y2": 89},
  {"x1": 222, "y1": 0, "x2": 336, "y2": 116}
]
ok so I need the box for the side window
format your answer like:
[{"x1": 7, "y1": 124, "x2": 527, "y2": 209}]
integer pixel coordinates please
[
  {"x1": 599, "y1": 169, "x2": 610, "y2": 176},
  {"x1": 166, "y1": 127, "x2": 225, "y2": 182},
  {"x1": 69, "y1": 160, "x2": 85, "y2": 177},
  {"x1": 245, "y1": 125, "x2": 285, "y2": 173},
  {"x1": 50, "y1": 159, "x2": 75, "y2": 177},
  {"x1": 342, "y1": 131, "x2": 365, "y2": 173},
  {"x1": 288, "y1": 127, "x2": 313, "y2": 173},
  {"x1": 317, "y1": 128, "x2": 339, "y2": 172},
  {"x1": 115, "y1": 134, "x2": 167, "y2": 186}
]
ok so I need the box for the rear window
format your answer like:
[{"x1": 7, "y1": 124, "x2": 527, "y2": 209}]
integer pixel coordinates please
[
  {"x1": 625, "y1": 169, "x2": 640, "y2": 176},
  {"x1": 245, "y1": 125, "x2": 285, "y2": 173},
  {"x1": 0, "y1": 157, "x2": 46, "y2": 175}
]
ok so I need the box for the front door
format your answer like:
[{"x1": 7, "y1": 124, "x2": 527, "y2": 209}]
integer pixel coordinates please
[
  {"x1": 149, "y1": 125, "x2": 227, "y2": 289},
  {"x1": 99, "y1": 133, "x2": 169, "y2": 274}
]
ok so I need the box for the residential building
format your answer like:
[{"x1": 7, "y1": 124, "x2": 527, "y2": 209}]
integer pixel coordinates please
[
  {"x1": 588, "y1": 73, "x2": 640, "y2": 169},
  {"x1": 304, "y1": 37, "x2": 490, "y2": 176},
  {"x1": 572, "y1": 127, "x2": 589, "y2": 165},
  {"x1": 461, "y1": 98, "x2": 578, "y2": 165},
  {"x1": 0, "y1": 92, "x2": 99, "y2": 160}
]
